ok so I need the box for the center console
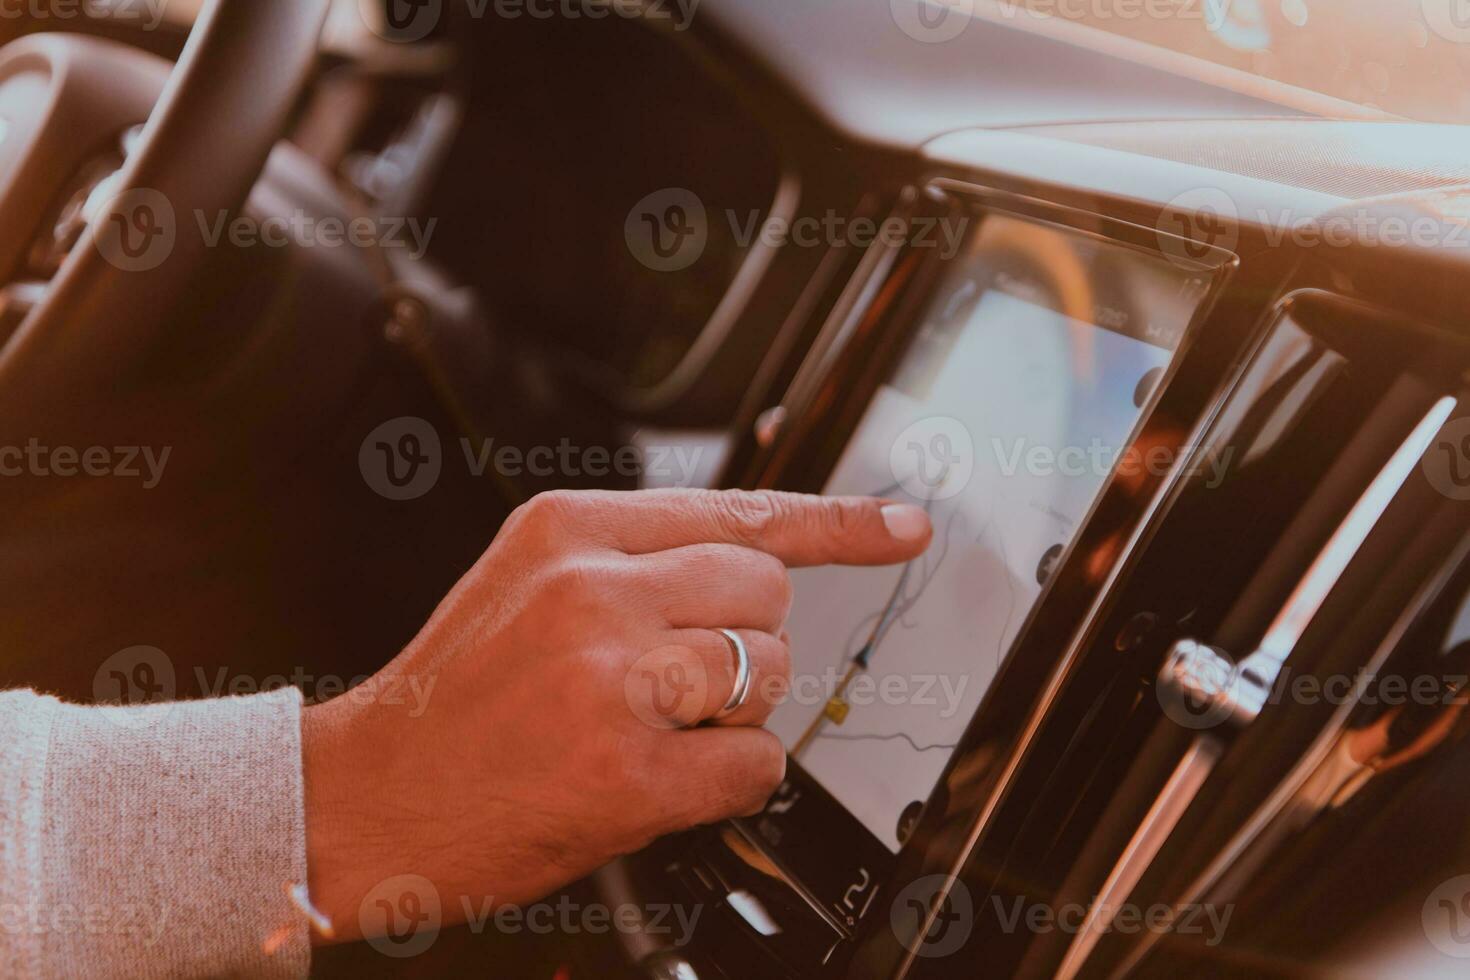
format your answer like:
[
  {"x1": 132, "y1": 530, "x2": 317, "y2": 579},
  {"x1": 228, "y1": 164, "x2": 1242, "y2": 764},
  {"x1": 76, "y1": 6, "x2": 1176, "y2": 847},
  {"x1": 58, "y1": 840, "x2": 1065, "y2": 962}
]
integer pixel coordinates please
[
  {"x1": 602, "y1": 120, "x2": 1470, "y2": 980},
  {"x1": 598, "y1": 181, "x2": 1238, "y2": 978}
]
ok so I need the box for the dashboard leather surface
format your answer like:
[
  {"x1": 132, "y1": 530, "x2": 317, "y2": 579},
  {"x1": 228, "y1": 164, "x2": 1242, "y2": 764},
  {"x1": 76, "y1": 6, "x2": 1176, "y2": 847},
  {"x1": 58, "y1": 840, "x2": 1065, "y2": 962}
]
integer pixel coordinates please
[
  {"x1": 700, "y1": 0, "x2": 1334, "y2": 146},
  {"x1": 1022, "y1": 119, "x2": 1470, "y2": 199}
]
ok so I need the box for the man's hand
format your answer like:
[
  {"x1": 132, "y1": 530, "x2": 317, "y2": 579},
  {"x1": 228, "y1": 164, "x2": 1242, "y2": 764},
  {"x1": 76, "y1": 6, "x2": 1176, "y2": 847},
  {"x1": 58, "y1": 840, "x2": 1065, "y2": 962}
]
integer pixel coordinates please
[{"x1": 302, "y1": 489, "x2": 931, "y2": 942}]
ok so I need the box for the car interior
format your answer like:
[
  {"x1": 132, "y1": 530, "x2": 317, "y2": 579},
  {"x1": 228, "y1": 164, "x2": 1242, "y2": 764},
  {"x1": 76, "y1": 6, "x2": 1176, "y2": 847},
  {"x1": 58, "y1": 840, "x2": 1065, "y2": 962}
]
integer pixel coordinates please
[{"x1": 5, "y1": 0, "x2": 1470, "y2": 976}]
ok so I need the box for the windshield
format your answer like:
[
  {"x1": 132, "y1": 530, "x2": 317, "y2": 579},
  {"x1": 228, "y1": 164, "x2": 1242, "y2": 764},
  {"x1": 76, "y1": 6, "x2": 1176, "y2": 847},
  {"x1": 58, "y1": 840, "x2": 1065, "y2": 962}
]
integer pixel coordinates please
[{"x1": 973, "y1": 0, "x2": 1470, "y2": 124}]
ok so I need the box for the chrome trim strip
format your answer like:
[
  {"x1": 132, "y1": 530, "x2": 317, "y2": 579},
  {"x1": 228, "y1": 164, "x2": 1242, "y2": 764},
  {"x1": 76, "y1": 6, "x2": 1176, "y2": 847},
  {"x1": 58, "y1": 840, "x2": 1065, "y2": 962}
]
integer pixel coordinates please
[
  {"x1": 771, "y1": 194, "x2": 917, "y2": 428},
  {"x1": 721, "y1": 213, "x2": 865, "y2": 476},
  {"x1": 1244, "y1": 396, "x2": 1458, "y2": 678},
  {"x1": 1054, "y1": 735, "x2": 1226, "y2": 980},
  {"x1": 1053, "y1": 395, "x2": 1458, "y2": 978}
]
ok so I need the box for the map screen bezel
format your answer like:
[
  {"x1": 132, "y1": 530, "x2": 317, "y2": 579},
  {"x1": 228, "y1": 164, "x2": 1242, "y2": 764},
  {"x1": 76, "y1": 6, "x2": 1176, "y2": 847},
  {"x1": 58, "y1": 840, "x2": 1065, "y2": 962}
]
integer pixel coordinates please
[{"x1": 734, "y1": 198, "x2": 1230, "y2": 939}]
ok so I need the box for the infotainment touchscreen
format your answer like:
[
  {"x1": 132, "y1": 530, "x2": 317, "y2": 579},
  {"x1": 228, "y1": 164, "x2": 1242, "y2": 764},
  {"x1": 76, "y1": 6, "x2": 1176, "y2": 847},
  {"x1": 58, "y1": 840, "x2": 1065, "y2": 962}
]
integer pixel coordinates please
[{"x1": 765, "y1": 212, "x2": 1216, "y2": 853}]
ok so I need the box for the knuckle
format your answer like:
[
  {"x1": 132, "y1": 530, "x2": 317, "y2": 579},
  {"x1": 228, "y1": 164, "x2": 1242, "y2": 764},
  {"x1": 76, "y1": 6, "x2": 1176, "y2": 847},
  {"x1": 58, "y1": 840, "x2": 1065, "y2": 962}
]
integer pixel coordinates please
[
  {"x1": 744, "y1": 732, "x2": 788, "y2": 808},
  {"x1": 543, "y1": 557, "x2": 589, "y2": 595},
  {"x1": 540, "y1": 555, "x2": 615, "y2": 609},
  {"x1": 825, "y1": 497, "x2": 863, "y2": 539},
  {"x1": 623, "y1": 643, "x2": 704, "y2": 730},
  {"x1": 709, "y1": 490, "x2": 784, "y2": 543},
  {"x1": 765, "y1": 558, "x2": 795, "y2": 612},
  {"x1": 755, "y1": 637, "x2": 793, "y2": 712},
  {"x1": 749, "y1": 552, "x2": 793, "y2": 626},
  {"x1": 706, "y1": 735, "x2": 786, "y2": 818},
  {"x1": 746, "y1": 545, "x2": 785, "y2": 579},
  {"x1": 724, "y1": 548, "x2": 791, "y2": 611},
  {"x1": 771, "y1": 636, "x2": 794, "y2": 686},
  {"x1": 703, "y1": 760, "x2": 750, "y2": 818},
  {"x1": 662, "y1": 679, "x2": 707, "y2": 730},
  {"x1": 518, "y1": 489, "x2": 580, "y2": 535}
]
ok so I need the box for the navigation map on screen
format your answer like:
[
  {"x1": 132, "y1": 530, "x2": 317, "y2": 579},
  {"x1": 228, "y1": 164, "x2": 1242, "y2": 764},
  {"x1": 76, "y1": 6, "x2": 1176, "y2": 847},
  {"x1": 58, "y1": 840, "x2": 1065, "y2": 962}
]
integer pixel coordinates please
[{"x1": 765, "y1": 217, "x2": 1204, "y2": 850}]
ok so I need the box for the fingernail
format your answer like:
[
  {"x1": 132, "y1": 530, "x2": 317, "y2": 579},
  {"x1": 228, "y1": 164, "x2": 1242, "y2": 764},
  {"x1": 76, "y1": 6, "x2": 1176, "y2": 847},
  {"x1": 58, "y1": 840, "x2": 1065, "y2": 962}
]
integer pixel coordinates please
[{"x1": 881, "y1": 504, "x2": 931, "y2": 542}]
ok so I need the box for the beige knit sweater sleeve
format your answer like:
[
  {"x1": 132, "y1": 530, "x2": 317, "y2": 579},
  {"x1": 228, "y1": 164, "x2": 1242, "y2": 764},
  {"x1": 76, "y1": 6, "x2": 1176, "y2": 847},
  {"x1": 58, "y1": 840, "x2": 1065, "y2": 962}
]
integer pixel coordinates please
[{"x1": 0, "y1": 687, "x2": 312, "y2": 978}]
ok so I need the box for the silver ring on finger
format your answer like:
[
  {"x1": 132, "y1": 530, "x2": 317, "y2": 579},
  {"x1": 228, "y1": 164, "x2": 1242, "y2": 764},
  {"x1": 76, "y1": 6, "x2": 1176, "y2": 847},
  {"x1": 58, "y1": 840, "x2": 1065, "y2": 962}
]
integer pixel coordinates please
[{"x1": 714, "y1": 628, "x2": 753, "y2": 719}]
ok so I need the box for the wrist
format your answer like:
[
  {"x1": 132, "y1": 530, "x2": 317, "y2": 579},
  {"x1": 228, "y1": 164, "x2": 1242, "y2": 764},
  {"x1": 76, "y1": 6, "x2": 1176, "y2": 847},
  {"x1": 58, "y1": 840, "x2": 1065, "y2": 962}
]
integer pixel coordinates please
[{"x1": 301, "y1": 696, "x2": 376, "y2": 944}]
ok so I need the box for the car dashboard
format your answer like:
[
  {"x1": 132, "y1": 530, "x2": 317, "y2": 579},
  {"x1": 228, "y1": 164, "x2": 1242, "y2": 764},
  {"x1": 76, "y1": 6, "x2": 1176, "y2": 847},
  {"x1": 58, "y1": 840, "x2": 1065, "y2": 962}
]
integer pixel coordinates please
[{"x1": 602, "y1": 102, "x2": 1470, "y2": 979}]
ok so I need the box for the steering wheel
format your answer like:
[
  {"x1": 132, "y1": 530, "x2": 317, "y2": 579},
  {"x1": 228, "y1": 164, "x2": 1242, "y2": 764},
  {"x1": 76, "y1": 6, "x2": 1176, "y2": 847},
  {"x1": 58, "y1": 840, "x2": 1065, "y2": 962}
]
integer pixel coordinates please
[{"x1": 0, "y1": 0, "x2": 329, "y2": 435}]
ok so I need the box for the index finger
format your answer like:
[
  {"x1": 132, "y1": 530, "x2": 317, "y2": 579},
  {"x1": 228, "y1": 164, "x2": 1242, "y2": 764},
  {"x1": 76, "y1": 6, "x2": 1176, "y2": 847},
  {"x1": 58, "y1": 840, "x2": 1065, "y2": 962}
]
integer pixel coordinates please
[{"x1": 553, "y1": 489, "x2": 933, "y2": 567}]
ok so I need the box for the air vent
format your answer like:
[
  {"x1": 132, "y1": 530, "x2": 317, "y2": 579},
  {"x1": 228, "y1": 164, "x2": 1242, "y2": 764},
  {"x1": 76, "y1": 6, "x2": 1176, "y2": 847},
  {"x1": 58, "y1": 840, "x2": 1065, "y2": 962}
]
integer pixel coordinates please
[{"x1": 1008, "y1": 290, "x2": 1470, "y2": 978}]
